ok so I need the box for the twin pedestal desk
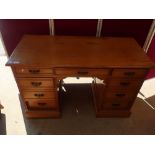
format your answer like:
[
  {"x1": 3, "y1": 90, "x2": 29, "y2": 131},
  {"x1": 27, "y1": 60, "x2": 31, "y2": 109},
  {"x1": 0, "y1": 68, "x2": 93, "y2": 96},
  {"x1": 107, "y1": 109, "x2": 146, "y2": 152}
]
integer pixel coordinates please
[{"x1": 6, "y1": 35, "x2": 154, "y2": 118}]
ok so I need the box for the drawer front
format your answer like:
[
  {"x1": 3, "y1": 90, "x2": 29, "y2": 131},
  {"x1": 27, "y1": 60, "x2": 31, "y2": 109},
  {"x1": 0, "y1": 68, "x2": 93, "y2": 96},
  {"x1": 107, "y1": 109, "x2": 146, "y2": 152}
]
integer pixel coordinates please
[
  {"x1": 104, "y1": 89, "x2": 137, "y2": 100},
  {"x1": 22, "y1": 91, "x2": 56, "y2": 99},
  {"x1": 102, "y1": 100, "x2": 130, "y2": 109},
  {"x1": 18, "y1": 78, "x2": 54, "y2": 89},
  {"x1": 24, "y1": 99, "x2": 58, "y2": 110},
  {"x1": 112, "y1": 69, "x2": 148, "y2": 78},
  {"x1": 107, "y1": 78, "x2": 143, "y2": 88},
  {"x1": 15, "y1": 67, "x2": 53, "y2": 77},
  {"x1": 55, "y1": 68, "x2": 110, "y2": 76}
]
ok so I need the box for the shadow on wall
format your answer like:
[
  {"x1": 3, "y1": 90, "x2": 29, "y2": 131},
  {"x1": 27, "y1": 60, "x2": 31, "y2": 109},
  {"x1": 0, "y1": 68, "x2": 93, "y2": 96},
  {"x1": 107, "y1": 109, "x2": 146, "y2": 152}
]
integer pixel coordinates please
[
  {"x1": 0, "y1": 114, "x2": 6, "y2": 135},
  {"x1": 18, "y1": 84, "x2": 155, "y2": 135}
]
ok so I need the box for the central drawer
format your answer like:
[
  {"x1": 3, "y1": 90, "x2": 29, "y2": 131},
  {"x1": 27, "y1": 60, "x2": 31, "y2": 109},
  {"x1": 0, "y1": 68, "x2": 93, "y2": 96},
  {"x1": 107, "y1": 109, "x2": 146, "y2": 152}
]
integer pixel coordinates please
[
  {"x1": 55, "y1": 68, "x2": 110, "y2": 76},
  {"x1": 22, "y1": 91, "x2": 56, "y2": 99},
  {"x1": 18, "y1": 78, "x2": 54, "y2": 89}
]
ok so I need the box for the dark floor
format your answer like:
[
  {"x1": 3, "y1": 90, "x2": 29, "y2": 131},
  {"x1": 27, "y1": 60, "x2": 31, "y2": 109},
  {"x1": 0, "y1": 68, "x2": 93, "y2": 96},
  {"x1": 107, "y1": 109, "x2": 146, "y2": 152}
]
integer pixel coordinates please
[
  {"x1": 0, "y1": 114, "x2": 6, "y2": 135},
  {"x1": 19, "y1": 84, "x2": 155, "y2": 135}
]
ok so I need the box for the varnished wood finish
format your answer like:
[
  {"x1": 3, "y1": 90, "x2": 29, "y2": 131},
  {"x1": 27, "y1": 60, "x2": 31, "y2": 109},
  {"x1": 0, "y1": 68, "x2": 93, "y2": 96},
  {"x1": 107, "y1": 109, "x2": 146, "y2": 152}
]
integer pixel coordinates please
[
  {"x1": 15, "y1": 67, "x2": 53, "y2": 74},
  {"x1": 15, "y1": 67, "x2": 53, "y2": 77},
  {"x1": 22, "y1": 91, "x2": 56, "y2": 99},
  {"x1": 107, "y1": 78, "x2": 143, "y2": 88},
  {"x1": 55, "y1": 68, "x2": 110, "y2": 76},
  {"x1": 25, "y1": 110, "x2": 60, "y2": 118},
  {"x1": 6, "y1": 35, "x2": 154, "y2": 68},
  {"x1": 111, "y1": 69, "x2": 148, "y2": 77},
  {"x1": 102, "y1": 100, "x2": 130, "y2": 109},
  {"x1": 17, "y1": 78, "x2": 54, "y2": 89},
  {"x1": 6, "y1": 35, "x2": 154, "y2": 118},
  {"x1": 24, "y1": 99, "x2": 58, "y2": 110}
]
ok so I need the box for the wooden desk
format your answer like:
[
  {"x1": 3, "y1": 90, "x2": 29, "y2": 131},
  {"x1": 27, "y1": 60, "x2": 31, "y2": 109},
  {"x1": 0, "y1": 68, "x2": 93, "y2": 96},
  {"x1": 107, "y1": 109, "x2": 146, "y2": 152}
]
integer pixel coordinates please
[{"x1": 6, "y1": 35, "x2": 154, "y2": 118}]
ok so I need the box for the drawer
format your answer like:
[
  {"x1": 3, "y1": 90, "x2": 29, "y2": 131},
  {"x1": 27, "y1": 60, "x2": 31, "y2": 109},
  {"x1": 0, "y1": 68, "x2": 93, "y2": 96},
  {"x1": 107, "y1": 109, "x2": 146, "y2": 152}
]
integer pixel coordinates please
[
  {"x1": 18, "y1": 78, "x2": 54, "y2": 89},
  {"x1": 22, "y1": 91, "x2": 56, "y2": 99},
  {"x1": 112, "y1": 69, "x2": 148, "y2": 78},
  {"x1": 107, "y1": 78, "x2": 143, "y2": 88},
  {"x1": 55, "y1": 68, "x2": 110, "y2": 76},
  {"x1": 24, "y1": 99, "x2": 58, "y2": 110},
  {"x1": 104, "y1": 89, "x2": 137, "y2": 100},
  {"x1": 15, "y1": 67, "x2": 53, "y2": 77},
  {"x1": 102, "y1": 100, "x2": 130, "y2": 109}
]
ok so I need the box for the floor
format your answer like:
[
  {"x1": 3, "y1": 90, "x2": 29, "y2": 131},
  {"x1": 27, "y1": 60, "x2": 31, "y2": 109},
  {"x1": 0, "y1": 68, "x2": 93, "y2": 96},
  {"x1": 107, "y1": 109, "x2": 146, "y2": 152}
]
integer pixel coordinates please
[{"x1": 0, "y1": 55, "x2": 155, "y2": 135}]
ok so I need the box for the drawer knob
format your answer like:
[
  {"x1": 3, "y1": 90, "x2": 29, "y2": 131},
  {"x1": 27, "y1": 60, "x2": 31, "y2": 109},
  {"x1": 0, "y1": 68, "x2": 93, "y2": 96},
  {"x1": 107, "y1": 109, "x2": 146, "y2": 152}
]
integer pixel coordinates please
[
  {"x1": 29, "y1": 69, "x2": 40, "y2": 74},
  {"x1": 124, "y1": 72, "x2": 135, "y2": 76},
  {"x1": 116, "y1": 93, "x2": 126, "y2": 97},
  {"x1": 34, "y1": 93, "x2": 44, "y2": 97},
  {"x1": 120, "y1": 82, "x2": 130, "y2": 86},
  {"x1": 31, "y1": 82, "x2": 42, "y2": 87},
  {"x1": 25, "y1": 101, "x2": 28, "y2": 104},
  {"x1": 77, "y1": 71, "x2": 88, "y2": 75},
  {"x1": 112, "y1": 103, "x2": 120, "y2": 106},
  {"x1": 38, "y1": 102, "x2": 47, "y2": 106}
]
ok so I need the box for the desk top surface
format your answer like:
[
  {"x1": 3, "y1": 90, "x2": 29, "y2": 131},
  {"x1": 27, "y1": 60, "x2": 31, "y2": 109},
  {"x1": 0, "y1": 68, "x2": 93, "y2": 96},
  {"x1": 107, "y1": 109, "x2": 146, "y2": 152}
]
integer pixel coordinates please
[{"x1": 6, "y1": 35, "x2": 154, "y2": 68}]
